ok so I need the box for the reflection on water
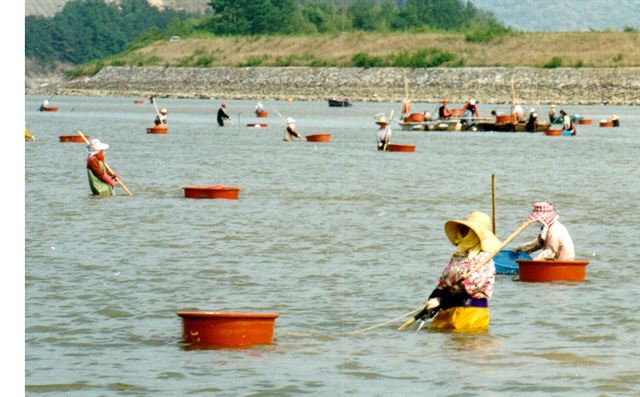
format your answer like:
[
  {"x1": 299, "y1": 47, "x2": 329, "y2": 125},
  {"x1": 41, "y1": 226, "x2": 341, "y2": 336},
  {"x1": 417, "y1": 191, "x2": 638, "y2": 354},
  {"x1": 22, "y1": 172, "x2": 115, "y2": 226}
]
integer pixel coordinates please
[{"x1": 25, "y1": 96, "x2": 640, "y2": 396}]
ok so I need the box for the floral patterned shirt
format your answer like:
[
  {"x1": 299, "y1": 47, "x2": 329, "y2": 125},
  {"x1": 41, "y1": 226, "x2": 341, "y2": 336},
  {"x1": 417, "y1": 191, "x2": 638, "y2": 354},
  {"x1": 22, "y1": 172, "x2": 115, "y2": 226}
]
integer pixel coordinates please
[{"x1": 436, "y1": 251, "x2": 496, "y2": 300}]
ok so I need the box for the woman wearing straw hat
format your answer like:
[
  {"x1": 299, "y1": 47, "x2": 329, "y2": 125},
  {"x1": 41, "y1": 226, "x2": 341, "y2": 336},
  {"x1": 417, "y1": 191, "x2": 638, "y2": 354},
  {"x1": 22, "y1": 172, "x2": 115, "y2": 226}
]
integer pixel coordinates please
[
  {"x1": 217, "y1": 102, "x2": 230, "y2": 126},
  {"x1": 283, "y1": 117, "x2": 304, "y2": 141},
  {"x1": 515, "y1": 202, "x2": 575, "y2": 261},
  {"x1": 86, "y1": 139, "x2": 118, "y2": 196},
  {"x1": 154, "y1": 108, "x2": 168, "y2": 126},
  {"x1": 422, "y1": 211, "x2": 501, "y2": 331},
  {"x1": 375, "y1": 114, "x2": 391, "y2": 151}
]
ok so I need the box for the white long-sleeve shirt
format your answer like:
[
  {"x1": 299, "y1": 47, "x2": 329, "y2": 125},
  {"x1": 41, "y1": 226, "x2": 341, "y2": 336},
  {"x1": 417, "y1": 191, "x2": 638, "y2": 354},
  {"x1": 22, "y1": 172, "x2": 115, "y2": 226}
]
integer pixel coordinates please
[
  {"x1": 519, "y1": 220, "x2": 575, "y2": 260},
  {"x1": 377, "y1": 126, "x2": 391, "y2": 143}
]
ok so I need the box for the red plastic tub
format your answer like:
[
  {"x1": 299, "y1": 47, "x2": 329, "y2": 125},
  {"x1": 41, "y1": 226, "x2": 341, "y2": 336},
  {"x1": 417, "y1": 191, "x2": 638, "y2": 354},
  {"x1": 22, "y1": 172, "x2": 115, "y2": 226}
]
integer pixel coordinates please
[
  {"x1": 516, "y1": 259, "x2": 589, "y2": 282},
  {"x1": 387, "y1": 144, "x2": 416, "y2": 152},
  {"x1": 247, "y1": 123, "x2": 268, "y2": 128},
  {"x1": 544, "y1": 129, "x2": 562, "y2": 136},
  {"x1": 496, "y1": 114, "x2": 516, "y2": 124},
  {"x1": 577, "y1": 119, "x2": 592, "y2": 125},
  {"x1": 59, "y1": 135, "x2": 88, "y2": 143},
  {"x1": 177, "y1": 312, "x2": 279, "y2": 347},
  {"x1": 41, "y1": 107, "x2": 58, "y2": 112},
  {"x1": 255, "y1": 111, "x2": 268, "y2": 118},
  {"x1": 404, "y1": 113, "x2": 425, "y2": 122},
  {"x1": 183, "y1": 185, "x2": 240, "y2": 200},
  {"x1": 306, "y1": 134, "x2": 331, "y2": 142},
  {"x1": 134, "y1": 100, "x2": 145, "y2": 104},
  {"x1": 599, "y1": 121, "x2": 614, "y2": 127},
  {"x1": 147, "y1": 124, "x2": 168, "y2": 134}
]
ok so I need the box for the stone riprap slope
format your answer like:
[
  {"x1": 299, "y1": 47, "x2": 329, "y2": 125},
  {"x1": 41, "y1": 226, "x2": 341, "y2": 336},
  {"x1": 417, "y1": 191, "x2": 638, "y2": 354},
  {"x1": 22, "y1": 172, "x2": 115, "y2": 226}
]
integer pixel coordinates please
[{"x1": 33, "y1": 66, "x2": 640, "y2": 105}]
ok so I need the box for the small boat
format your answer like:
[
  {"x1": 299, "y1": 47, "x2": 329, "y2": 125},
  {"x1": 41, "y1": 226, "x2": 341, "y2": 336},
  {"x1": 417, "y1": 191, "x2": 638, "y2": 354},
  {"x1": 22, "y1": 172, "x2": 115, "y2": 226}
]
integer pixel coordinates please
[
  {"x1": 183, "y1": 185, "x2": 240, "y2": 200},
  {"x1": 306, "y1": 134, "x2": 331, "y2": 142},
  {"x1": 599, "y1": 120, "x2": 614, "y2": 127},
  {"x1": 255, "y1": 111, "x2": 268, "y2": 118},
  {"x1": 40, "y1": 107, "x2": 58, "y2": 112},
  {"x1": 246, "y1": 123, "x2": 268, "y2": 128},
  {"x1": 494, "y1": 249, "x2": 531, "y2": 274},
  {"x1": 516, "y1": 259, "x2": 590, "y2": 282},
  {"x1": 147, "y1": 124, "x2": 168, "y2": 134},
  {"x1": 177, "y1": 312, "x2": 279, "y2": 347},
  {"x1": 387, "y1": 144, "x2": 415, "y2": 152},
  {"x1": 328, "y1": 98, "x2": 352, "y2": 107},
  {"x1": 577, "y1": 119, "x2": 592, "y2": 125},
  {"x1": 59, "y1": 135, "x2": 88, "y2": 143}
]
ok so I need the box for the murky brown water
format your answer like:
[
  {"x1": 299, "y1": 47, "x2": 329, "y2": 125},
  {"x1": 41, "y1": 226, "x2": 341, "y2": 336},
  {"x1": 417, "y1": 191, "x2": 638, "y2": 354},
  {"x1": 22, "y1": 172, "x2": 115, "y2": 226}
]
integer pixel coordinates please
[{"x1": 25, "y1": 95, "x2": 639, "y2": 396}]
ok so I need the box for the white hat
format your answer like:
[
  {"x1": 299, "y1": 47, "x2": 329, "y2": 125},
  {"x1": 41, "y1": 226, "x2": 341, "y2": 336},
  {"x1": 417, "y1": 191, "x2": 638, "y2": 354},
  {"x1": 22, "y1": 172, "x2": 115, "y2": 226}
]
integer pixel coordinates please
[
  {"x1": 375, "y1": 115, "x2": 389, "y2": 125},
  {"x1": 43, "y1": 100, "x2": 49, "y2": 106},
  {"x1": 529, "y1": 108, "x2": 536, "y2": 113},
  {"x1": 87, "y1": 138, "x2": 109, "y2": 155},
  {"x1": 160, "y1": 108, "x2": 168, "y2": 114},
  {"x1": 286, "y1": 117, "x2": 295, "y2": 124},
  {"x1": 550, "y1": 105, "x2": 556, "y2": 109},
  {"x1": 469, "y1": 99, "x2": 476, "y2": 105}
]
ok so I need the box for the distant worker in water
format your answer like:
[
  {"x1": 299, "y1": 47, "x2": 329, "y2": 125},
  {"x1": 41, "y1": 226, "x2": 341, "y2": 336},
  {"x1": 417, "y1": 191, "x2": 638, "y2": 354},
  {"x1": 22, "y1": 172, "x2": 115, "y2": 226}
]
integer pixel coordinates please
[
  {"x1": 611, "y1": 115, "x2": 620, "y2": 127},
  {"x1": 375, "y1": 114, "x2": 392, "y2": 151},
  {"x1": 560, "y1": 109, "x2": 576, "y2": 135},
  {"x1": 525, "y1": 108, "x2": 538, "y2": 132},
  {"x1": 283, "y1": 117, "x2": 304, "y2": 141},
  {"x1": 462, "y1": 98, "x2": 480, "y2": 130},
  {"x1": 255, "y1": 102, "x2": 265, "y2": 115},
  {"x1": 86, "y1": 139, "x2": 118, "y2": 196},
  {"x1": 414, "y1": 211, "x2": 500, "y2": 331},
  {"x1": 154, "y1": 108, "x2": 168, "y2": 126},
  {"x1": 217, "y1": 102, "x2": 230, "y2": 126},
  {"x1": 548, "y1": 105, "x2": 560, "y2": 123},
  {"x1": 438, "y1": 99, "x2": 452, "y2": 119},
  {"x1": 511, "y1": 103, "x2": 525, "y2": 123},
  {"x1": 515, "y1": 202, "x2": 575, "y2": 260},
  {"x1": 39, "y1": 99, "x2": 53, "y2": 111}
]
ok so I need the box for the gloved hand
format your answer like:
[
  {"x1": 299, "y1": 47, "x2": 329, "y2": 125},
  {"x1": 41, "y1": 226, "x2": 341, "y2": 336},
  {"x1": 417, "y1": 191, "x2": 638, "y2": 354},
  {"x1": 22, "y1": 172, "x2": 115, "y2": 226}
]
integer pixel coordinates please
[
  {"x1": 425, "y1": 297, "x2": 440, "y2": 311},
  {"x1": 514, "y1": 245, "x2": 524, "y2": 252}
]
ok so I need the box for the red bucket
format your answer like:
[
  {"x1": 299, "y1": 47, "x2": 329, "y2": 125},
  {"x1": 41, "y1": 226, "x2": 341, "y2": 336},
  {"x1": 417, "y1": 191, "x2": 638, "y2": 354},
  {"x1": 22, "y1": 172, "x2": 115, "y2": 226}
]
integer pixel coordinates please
[
  {"x1": 517, "y1": 259, "x2": 589, "y2": 282},
  {"x1": 59, "y1": 135, "x2": 88, "y2": 143},
  {"x1": 147, "y1": 124, "x2": 168, "y2": 134},
  {"x1": 42, "y1": 107, "x2": 58, "y2": 112},
  {"x1": 177, "y1": 312, "x2": 279, "y2": 347},
  {"x1": 255, "y1": 111, "x2": 268, "y2": 118},
  {"x1": 183, "y1": 185, "x2": 240, "y2": 200},
  {"x1": 387, "y1": 144, "x2": 416, "y2": 152},
  {"x1": 599, "y1": 121, "x2": 613, "y2": 127},
  {"x1": 306, "y1": 134, "x2": 331, "y2": 142}
]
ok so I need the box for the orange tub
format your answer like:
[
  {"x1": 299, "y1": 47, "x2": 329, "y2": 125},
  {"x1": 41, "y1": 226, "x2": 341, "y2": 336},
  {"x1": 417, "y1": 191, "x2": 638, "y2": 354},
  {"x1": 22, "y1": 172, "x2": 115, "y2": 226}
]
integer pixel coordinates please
[
  {"x1": 183, "y1": 185, "x2": 240, "y2": 200},
  {"x1": 545, "y1": 129, "x2": 562, "y2": 136},
  {"x1": 599, "y1": 121, "x2": 614, "y2": 127},
  {"x1": 255, "y1": 111, "x2": 268, "y2": 118},
  {"x1": 577, "y1": 119, "x2": 592, "y2": 125},
  {"x1": 404, "y1": 113, "x2": 425, "y2": 122},
  {"x1": 247, "y1": 123, "x2": 268, "y2": 128},
  {"x1": 133, "y1": 100, "x2": 145, "y2": 104},
  {"x1": 387, "y1": 144, "x2": 416, "y2": 152},
  {"x1": 41, "y1": 107, "x2": 58, "y2": 112},
  {"x1": 59, "y1": 135, "x2": 88, "y2": 143},
  {"x1": 306, "y1": 134, "x2": 331, "y2": 142},
  {"x1": 496, "y1": 114, "x2": 516, "y2": 124},
  {"x1": 177, "y1": 312, "x2": 279, "y2": 347},
  {"x1": 147, "y1": 124, "x2": 168, "y2": 134},
  {"x1": 450, "y1": 108, "x2": 464, "y2": 117},
  {"x1": 516, "y1": 259, "x2": 589, "y2": 282}
]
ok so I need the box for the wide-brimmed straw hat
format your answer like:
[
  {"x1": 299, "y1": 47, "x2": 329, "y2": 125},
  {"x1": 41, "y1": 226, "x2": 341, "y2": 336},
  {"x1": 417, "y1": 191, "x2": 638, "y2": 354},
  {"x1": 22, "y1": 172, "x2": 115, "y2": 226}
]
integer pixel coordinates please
[
  {"x1": 526, "y1": 202, "x2": 559, "y2": 226},
  {"x1": 611, "y1": 115, "x2": 618, "y2": 121},
  {"x1": 87, "y1": 138, "x2": 109, "y2": 155},
  {"x1": 375, "y1": 115, "x2": 389, "y2": 125},
  {"x1": 444, "y1": 211, "x2": 501, "y2": 253},
  {"x1": 286, "y1": 117, "x2": 296, "y2": 124},
  {"x1": 160, "y1": 108, "x2": 168, "y2": 114}
]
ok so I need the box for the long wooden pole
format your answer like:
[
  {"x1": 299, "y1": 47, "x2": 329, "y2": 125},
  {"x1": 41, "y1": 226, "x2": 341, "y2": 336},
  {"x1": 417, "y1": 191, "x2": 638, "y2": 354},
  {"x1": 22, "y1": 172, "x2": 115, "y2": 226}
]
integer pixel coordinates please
[
  {"x1": 398, "y1": 220, "x2": 532, "y2": 331},
  {"x1": 78, "y1": 131, "x2": 132, "y2": 196},
  {"x1": 492, "y1": 173, "x2": 496, "y2": 235}
]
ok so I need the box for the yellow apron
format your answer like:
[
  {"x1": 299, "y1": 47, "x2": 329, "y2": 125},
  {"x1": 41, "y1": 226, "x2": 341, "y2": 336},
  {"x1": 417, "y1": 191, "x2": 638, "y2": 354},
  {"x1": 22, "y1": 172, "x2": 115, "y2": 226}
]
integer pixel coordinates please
[{"x1": 430, "y1": 306, "x2": 489, "y2": 331}]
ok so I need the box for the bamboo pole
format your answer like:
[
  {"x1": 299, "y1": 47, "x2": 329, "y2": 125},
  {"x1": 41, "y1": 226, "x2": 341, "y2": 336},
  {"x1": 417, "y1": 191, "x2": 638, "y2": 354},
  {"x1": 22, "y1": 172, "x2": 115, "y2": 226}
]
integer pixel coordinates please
[{"x1": 492, "y1": 173, "x2": 496, "y2": 235}]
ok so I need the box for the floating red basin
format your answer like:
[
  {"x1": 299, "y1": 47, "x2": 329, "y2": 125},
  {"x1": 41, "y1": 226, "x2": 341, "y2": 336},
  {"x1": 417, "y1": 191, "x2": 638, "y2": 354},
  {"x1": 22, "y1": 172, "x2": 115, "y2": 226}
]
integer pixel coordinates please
[
  {"x1": 577, "y1": 119, "x2": 592, "y2": 125},
  {"x1": 516, "y1": 259, "x2": 589, "y2": 282},
  {"x1": 544, "y1": 129, "x2": 562, "y2": 136},
  {"x1": 59, "y1": 135, "x2": 88, "y2": 143},
  {"x1": 177, "y1": 312, "x2": 279, "y2": 347},
  {"x1": 247, "y1": 123, "x2": 268, "y2": 128},
  {"x1": 134, "y1": 100, "x2": 145, "y2": 104},
  {"x1": 387, "y1": 144, "x2": 416, "y2": 152},
  {"x1": 496, "y1": 114, "x2": 516, "y2": 124},
  {"x1": 41, "y1": 107, "x2": 58, "y2": 112},
  {"x1": 306, "y1": 134, "x2": 331, "y2": 142},
  {"x1": 255, "y1": 111, "x2": 268, "y2": 118},
  {"x1": 599, "y1": 121, "x2": 613, "y2": 127},
  {"x1": 183, "y1": 185, "x2": 240, "y2": 200},
  {"x1": 450, "y1": 108, "x2": 464, "y2": 117},
  {"x1": 147, "y1": 124, "x2": 168, "y2": 134},
  {"x1": 404, "y1": 112, "x2": 425, "y2": 122}
]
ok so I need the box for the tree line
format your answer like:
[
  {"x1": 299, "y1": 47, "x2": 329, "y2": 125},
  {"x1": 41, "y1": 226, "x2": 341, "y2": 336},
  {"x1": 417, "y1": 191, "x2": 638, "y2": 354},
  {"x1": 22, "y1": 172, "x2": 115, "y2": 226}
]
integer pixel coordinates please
[{"x1": 26, "y1": 0, "x2": 506, "y2": 66}]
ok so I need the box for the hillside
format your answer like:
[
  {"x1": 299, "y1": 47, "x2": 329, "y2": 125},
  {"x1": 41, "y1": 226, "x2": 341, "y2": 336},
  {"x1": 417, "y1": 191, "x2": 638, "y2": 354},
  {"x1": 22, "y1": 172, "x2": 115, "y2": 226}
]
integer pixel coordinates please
[
  {"x1": 83, "y1": 31, "x2": 640, "y2": 71},
  {"x1": 25, "y1": 0, "x2": 208, "y2": 16},
  {"x1": 470, "y1": 0, "x2": 640, "y2": 32}
]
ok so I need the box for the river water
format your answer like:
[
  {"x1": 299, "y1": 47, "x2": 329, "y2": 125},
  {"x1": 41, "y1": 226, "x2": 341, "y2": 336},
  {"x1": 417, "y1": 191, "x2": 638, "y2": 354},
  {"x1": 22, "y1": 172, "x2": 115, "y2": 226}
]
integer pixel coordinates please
[{"x1": 25, "y1": 96, "x2": 639, "y2": 396}]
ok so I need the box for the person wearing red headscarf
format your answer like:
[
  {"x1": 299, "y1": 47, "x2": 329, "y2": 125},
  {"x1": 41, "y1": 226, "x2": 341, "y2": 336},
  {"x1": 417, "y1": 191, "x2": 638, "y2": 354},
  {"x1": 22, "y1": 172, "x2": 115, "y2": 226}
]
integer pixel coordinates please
[{"x1": 515, "y1": 202, "x2": 575, "y2": 260}]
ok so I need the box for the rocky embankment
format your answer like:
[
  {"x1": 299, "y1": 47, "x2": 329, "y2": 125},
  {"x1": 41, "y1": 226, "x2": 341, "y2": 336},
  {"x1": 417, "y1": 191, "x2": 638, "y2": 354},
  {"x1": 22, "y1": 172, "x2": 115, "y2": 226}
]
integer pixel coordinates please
[{"x1": 28, "y1": 66, "x2": 640, "y2": 105}]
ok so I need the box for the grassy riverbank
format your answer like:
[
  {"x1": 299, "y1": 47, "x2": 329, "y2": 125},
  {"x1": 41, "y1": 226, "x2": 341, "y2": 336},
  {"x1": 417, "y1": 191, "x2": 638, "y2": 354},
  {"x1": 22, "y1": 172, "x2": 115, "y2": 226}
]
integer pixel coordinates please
[{"x1": 68, "y1": 31, "x2": 640, "y2": 77}]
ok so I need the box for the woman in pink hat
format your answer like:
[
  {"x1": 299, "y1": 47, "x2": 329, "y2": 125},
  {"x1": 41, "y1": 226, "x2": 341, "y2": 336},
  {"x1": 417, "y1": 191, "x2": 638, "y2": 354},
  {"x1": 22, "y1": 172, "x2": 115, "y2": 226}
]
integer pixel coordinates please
[{"x1": 515, "y1": 202, "x2": 575, "y2": 260}]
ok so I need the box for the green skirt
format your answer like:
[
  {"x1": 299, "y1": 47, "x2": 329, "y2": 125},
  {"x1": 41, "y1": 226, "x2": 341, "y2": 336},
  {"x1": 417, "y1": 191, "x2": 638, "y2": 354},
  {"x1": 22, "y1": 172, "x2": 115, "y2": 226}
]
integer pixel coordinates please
[{"x1": 87, "y1": 168, "x2": 114, "y2": 196}]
